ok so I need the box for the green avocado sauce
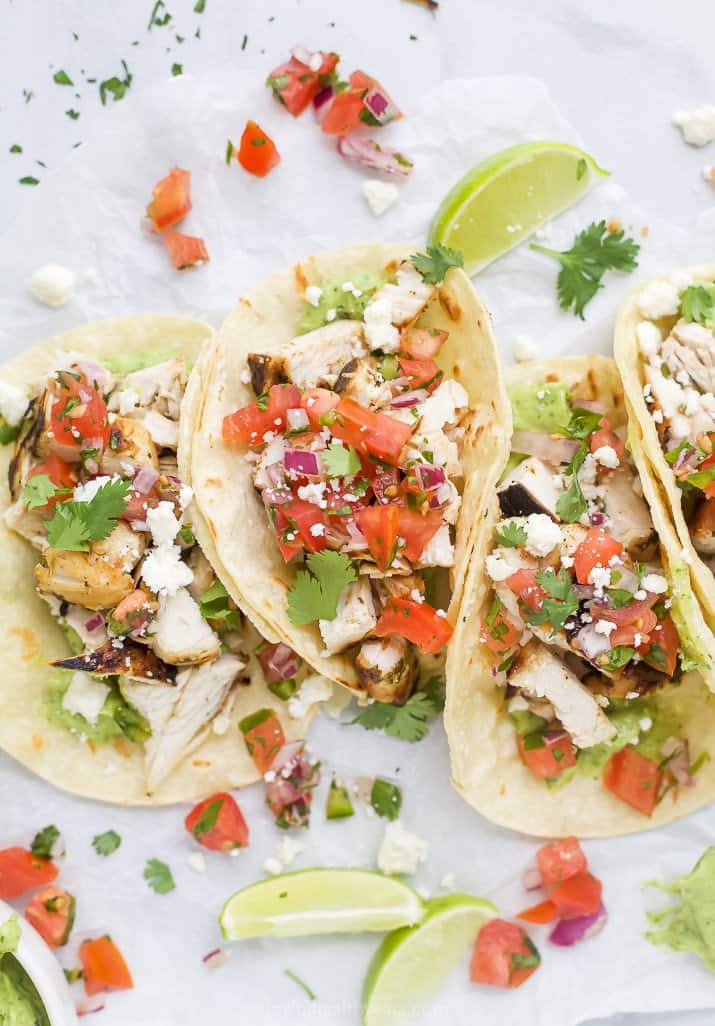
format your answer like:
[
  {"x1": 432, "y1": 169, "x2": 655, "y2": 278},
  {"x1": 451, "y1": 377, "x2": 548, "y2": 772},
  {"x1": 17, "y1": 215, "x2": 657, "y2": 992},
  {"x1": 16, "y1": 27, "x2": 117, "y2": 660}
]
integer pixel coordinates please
[
  {"x1": 646, "y1": 847, "x2": 715, "y2": 971},
  {"x1": 508, "y1": 380, "x2": 573, "y2": 435},
  {"x1": 0, "y1": 917, "x2": 50, "y2": 1026},
  {"x1": 46, "y1": 671, "x2": 150, "y2": 745},
  {"x1": 297, "y1": 271, "x2": 386, "y2": 334},
  {"x1": 103, "y1": 347, "x2": 183, "y2": 376}
]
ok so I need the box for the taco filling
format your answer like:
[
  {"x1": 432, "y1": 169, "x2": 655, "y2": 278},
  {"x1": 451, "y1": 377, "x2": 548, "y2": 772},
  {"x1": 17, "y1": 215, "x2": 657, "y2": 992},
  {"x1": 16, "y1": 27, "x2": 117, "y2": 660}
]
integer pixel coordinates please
[
  {"x1": 633, "y1": 276, "x2": 715, "y2": 571},
  {"x1": 3, "y1": 352, "x2": 307, "y2": 794},
  {"x1": 221, "y1": 256, "x2": 468, "y2": 702},
  {"x1": 481, "y1": 379, "x2": 703, "y2": 817}
]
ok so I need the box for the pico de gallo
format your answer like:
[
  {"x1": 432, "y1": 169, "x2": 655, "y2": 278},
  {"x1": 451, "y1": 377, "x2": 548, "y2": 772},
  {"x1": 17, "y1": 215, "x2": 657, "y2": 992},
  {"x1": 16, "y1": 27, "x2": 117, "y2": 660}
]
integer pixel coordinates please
[
  {"x1": 2, "y1": 350, "x2": 301, "y2": 796},
  {"x1": 631, "y1": 276, "x2": 715, "y2": 576},
  {"x1": 480, "y1": 378, "x2": 703, "y2": 815},
  {"x1": 222, "y1": 251, "x2": 469, "y2": 703}
]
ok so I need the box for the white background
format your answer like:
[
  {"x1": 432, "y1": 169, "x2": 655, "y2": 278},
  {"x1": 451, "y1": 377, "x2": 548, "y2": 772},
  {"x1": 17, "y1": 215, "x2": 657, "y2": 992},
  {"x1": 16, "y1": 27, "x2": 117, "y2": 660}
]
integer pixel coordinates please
[{"x1": 1, "y1": 2, "x2": 715, "y2": 1025}]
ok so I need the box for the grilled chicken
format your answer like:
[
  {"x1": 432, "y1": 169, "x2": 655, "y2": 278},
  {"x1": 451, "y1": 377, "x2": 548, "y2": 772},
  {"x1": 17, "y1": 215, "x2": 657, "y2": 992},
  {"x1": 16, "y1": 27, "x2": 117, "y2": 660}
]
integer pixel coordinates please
[
  {"x1": 367, "y1": 262, "x2": 434, "y2": 334},
  {"x1": 334, "y1": 357, "x2": 392, "y2": 408},
  {"x1": 662, "y1": 319, "x2": 715, "y2": 395},
  {"x1": 7, "y1": 395, "x2": 43, "y2": 501},
  {"x1": 511, "y1": 641, "x2": 616, "y2": 748},
  {"x1": 356, "y1": 636, "x2": 416, "y2": 704},
  {"x1": 186, "y1": 547, "x2": 216, "y2": 602},
  {"x1": 248, "y1": 321, "x2": 368, "y2": 393},
  {"x1": 4, "y1": 499, "x2": 48, "y2": 550},
  {"x1": 36, "y1": 522, "x2": 145, "y2": 609},
  {"x1": 139, "y1": 653, "x2": 245, "y2": 793},
  {"x1": 39, "y1": 593, "x2": 109, "y2": 650},
  {"x1": 53, "y1": 637, "x2": 177, "y2": 684},
  {"x1": 319, "y1": 578, "x2": 377, "y2": 653},
  {"x1": 692, "y1": 498, "x2": 715, "y2": 556},
  {"x1": 416, "y1": 524, "x2": 455, "y2": 568},
  {"x1": 150, "y1": 588, "x2": 220, "y2": 665},
  {"x1": 499, "y1": 457, "x2": 562, "y2": 520},
  {"x1": 247, "y1": 353, "x2": 288, "y2": 395},
  {"x1": 108, "y1": 360, "x2": 185, "y2": 450},
  {"x1": 101, "y1": 417, "x2": 158, "y2": 477},
  {"x1": 602, "y1": 469, "x2": 658, "y2": 561}
]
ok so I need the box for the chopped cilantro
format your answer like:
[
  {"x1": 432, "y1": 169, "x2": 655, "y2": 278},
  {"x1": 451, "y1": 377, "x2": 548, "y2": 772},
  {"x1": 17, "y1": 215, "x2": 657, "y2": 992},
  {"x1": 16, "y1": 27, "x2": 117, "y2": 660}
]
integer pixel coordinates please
[
  {"x1": 30, "y1": 825, "x2": 60, "y2": 859},
  {"x1": 194, "y1": 0, "x2": 205, "y2": 10},
  {"x1": 225, "y1": 138, "x2": 234, "y2": 165},
  {"x1": 53, "y1": 70, "x2": 73, "y2": 86},
  {"x1": 680, "y1": 284, "x2": 714, "y2": 326},
  {"x1": 192, "y1": 797, "x2": 223, "y2": 839},
  {"x1": 92, "y1": 830, "x2": 121, "y2": 856},
  {"x1": 99, "y1": 60, "x2": 132, "y2": 105},
  {"x1": 495, "y1": 521, "x2": 527, "y2": 548},
  {"x1": 348, "y1": 677, "x2": 444, "y2": 742},
  {"x1": 23, "y1": 89, "x2": 34, "y2": 103},
  {"x1": 287, "y1": 551, "x2": 357, "y2": 625},
  {"x1": 171, "y1": 62, "x2": 183, "y2": 76},
  {"x1": 65, "y1": 108, "x2": 80, "y2": 119},
  {"x1": 241, "y1": 33, "x2": 248, "y2": 49},
  {"x1": 522, "y1": 569, "x2": 579, "y2": 635},
  {"x1": 148, "y1": 0, "x2": 172, "y2": 28},
  {"x1": 531, "y1": 220, "x2": 640, "y2": 318},
  {"x1": 284, "y1": 969, "x2": 315, "y2": 1001},
  {"x1": 322, "y1": 441, "x2": 361, "y2": 478},
  {"x1": 606, "y1": 588, "x2": 634, "y2": 609},
  {"x1": 9, "y1": 144, "x2": 22, "y2": 154},
  {"x1": 19, "y1": 176, "x2": 39, "y2": 186},
  {"x1": 144, "y1": 858, "x2": 175, "y2": 894},
  {"x1": 45, "y1": 479, "x2": 132, "y2": 551},
  {"x1": 23, "y1": 474, "x2": 70, "y2": 510},
  {"x1": 411, "y1": 244, "x2": 464, "y2": 285}
]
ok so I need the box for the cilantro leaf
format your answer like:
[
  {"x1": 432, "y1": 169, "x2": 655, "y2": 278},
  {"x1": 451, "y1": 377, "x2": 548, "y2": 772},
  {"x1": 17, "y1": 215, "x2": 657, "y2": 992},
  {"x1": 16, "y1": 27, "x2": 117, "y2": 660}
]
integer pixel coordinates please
[
  {"x1": 410, "y1": 244, "x2": 464, "y2": 285},
  {"x1": 566, "y1": 407, "x2": 603, "y2": 440},
  {"x1": 495, "y1": 522, "x2": 528, "y2": 548},
  {"x1": 192, "y1": 797, "x2": 223, "y2": 839},
  {"x1": 531, "y1": 220, "x2": 640, "y2": 318},
  {"x1": 23, "y1": 474, "x2": 69, "y2": 510},
  {"x1": 65, "y1": 109, "x2": 80, "y2": 120},
  {"x1": 92, "y1": 830, "x2": 121, "y2": 857},
  {"x1": 225, "y1": 139, "x2": 234, "y2": 165},
  {"x1": 321, "y1": 442, "x2": 361, "y2": 479},
  {"x1": 45, "y1": 479, "x2": 131, "y2": 551},
  {"x1": 148, "y1": 0, "x2": 172, "y2": 28},
  {"x1": 30, "y1": 825, "x2": 60, "y2": 859},
  {"x1": 53, "y1": 70, "x2": 73, "y2": 86},
  {"x1": 606, "y1": 588, "x2": 634, "y2": 609},
  {"x1": 144, "y1": 858, "x2": 175, "y2": 894},
  {"x1": 199, "y1": 579, "x2": 241, "y2": 630},
  {"x1": 171, "y1": 63, "x2": 183, "y2": 76},
  {"x1": 680, "y1": 284, "x2": 715, "y2": 326},
  {"x1": 604, "y1": 645, "x2": 635, "y2": 670},
  {"x1": 99, "y1": 60, "x2": 132, "y2": 105},
  {"x1": 19, "y1": 176, "x2": 39, "y2": 186},
  {"x1": 287, "y1": 551, "x2": 357, "y2": 625},
  {"x1": 349, "y1": 677, "x2": 444, "y2": 742},
  {"x1": 556, "y1": 437, "x2": 589, "y2": 524},
  {"x1": 529, "y1": 569, "x2": 579, "y2": 635}
]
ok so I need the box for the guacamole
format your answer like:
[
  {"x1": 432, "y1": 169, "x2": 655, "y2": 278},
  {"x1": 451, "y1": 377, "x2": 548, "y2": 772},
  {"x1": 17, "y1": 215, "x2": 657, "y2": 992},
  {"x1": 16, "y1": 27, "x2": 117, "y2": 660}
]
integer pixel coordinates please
[
  {"x1": 646, "y1": 847, "x2": 715, "y2": 971},
  {"x1": 297, "y1": 271, "x2": 385, "y2": 334},
  {"x1": 103, "y1": 346, "x2": 182, "y2": 376},
  {"x1": 507, "y1": 380, "x2": 573, "y2": 435},
  {"x1": 46, "y1": 671, "x2": 150, "y2": 745},
  {"x1": 0, "y1": 917, "x2": 50, "y2": 1026}
]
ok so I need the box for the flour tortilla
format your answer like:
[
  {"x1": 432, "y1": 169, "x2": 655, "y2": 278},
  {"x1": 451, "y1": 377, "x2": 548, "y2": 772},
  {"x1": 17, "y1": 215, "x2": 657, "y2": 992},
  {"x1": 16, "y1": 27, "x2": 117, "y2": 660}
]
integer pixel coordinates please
[
  {"x1": 185, "y1": 244, "x2": 510, "y2": 693},
  {"x1": 445, "y1": 355, "x2": 715, "y2": 837},
  {"x1": 0, "y1": 316, "x2": 311, "y2": 805},
  {"x1": 614, "y1": 266, "x2": 715, "y2": 631}
]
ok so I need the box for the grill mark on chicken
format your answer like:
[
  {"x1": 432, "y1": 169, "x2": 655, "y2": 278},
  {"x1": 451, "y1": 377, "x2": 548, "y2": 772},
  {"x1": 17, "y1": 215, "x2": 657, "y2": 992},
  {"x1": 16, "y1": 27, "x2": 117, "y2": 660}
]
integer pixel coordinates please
[
  {"x1": 52, "y1": 638, "x2": 177, "y2": 684},
  {"x1": 247, "y1": 353, "x2": 288, "y2": 396},
  {"x1": 8, "y1": 396, "x2": 43, "y2": 501}
]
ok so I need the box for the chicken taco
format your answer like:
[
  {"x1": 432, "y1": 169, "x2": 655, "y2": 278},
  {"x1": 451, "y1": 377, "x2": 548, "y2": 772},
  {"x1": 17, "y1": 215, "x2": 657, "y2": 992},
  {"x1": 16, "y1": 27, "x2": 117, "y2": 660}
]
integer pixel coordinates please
[
  {"x1": 0, "y1": 316, "x2": 315, "y2": 805},
  {"x1": 185, "y1": 243, "x2": 508, "y2": 704},
  {"x1": 614, "y1": 266, "x2": 715, "y2": 629},
  {"x1": 446, "y1": 355, "x2": 715, "y2": 837}
]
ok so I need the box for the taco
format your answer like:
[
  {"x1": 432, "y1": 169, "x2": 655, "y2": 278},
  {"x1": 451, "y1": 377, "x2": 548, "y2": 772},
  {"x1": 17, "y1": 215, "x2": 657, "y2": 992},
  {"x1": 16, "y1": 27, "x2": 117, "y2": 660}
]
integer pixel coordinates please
[
  {"x1": 0, "y1": 316, "x2": 314, "y2": 805},
  {"x1": 185, "y1": 243, "x2": 508, "y2": 702},
  {"x1": 446, "y1": 355, "x2": 715, "y2": 837},
  {"x1": 614, "y1": 266, "x2": 715, "y2": 627}
]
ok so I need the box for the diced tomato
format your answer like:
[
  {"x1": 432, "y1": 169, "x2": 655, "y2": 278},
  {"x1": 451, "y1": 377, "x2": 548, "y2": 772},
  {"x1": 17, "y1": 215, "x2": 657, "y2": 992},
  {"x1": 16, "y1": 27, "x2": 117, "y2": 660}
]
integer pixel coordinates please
[
  {"x1": 301, "y1": 388, "x2": 340, "y2": 429},
  {"x1": 48, "y1": 373, "x2": 110, "y2": 456},
  {"x1": 400, "y1": 327, "x2": 448, "y2": 360},
  {"x1": 505, "y1": 568, "x2": 546, "y2": 612},
  {"x1": 356, "y1": 504, "x2": 398, "y2": 572},
  {"x1": 536, "y1": 837, "x2": 588, "y2": 886},
  {"x1": 516, "y1": 899, "x2": 557, "y2": 925},
  {"x1": 321, "y1": 89, "x2": 365, "y2": 135},
  {"x1": 332, "y1": 397, "x2": 413, "y2": 465},
  {"x1": 517, "y1": 732, "x2": 577, "y2": 780},
  {"x1": 698, "y1": 456, "x2": 715, "y2": 498},
  {"x1": 322, "y1": 68, "x2": 401, "y2": 135},
  {"x1": 80, "y1": 936, "x2": 133, "y2": 996},
  {"x1": 163, "y1": 230, "x2": 209, "y2": 270},
  {"x1": 374, "y1": 597, "x2": 453, "y2": 655},
  {"x1": 550, "y1": 872, "x2": 602, "y2": 920},
  {"x1": 120, "y1": 487, "x2": 160, "y2": 524},
  {"x1": 237, "y1": 120, "x2": 281, "y2": 177},
  {"x1": 266, "y1": 52, "x2": 339, "y2": 116},
  {"x1": 0, "y1": 848, "x2": 58, "y2": 900},
  {"x1": 25, "y1": 886, "x2": 75, "y2": 948},
  {"x1": 395, "y1": 508, "x2": 442, "y2": 563},
  {"x1": 589, "y1": 417, "x2": 626, "y2": 462},
  {"x1": 275, "y1": 498, "x2": 328, "y2": 558},
  {"x1": 223, "y1": 383, "x2": 301, "y2": 447},
  {"x1": 239, "y1": 709, "x2": 285, "y2": 775},
  {"x1": 603, "y1": 748, "x2": 662, "y2": 816},
  {"x1": 644, "y1": 615, "x2": 679, "y2": 677},
  {"x1": 480, "y1": 611, "x2": 521, "y2": 657},
  {"x1": 397, "y1": 357, "x2": 443, "y2": 392},
  {"x1": 146, "y1": 167, "x2": 191, "y2": 232},
  {"x1": 26, "y1": 454, "x2": 76, "y2": 509},
  {"x1": 185, "y1": 792, "x2": 249, "y2": 852},
  {"x1": 573, "y1": 528, "x2": 623, "y2": 585},
  {"x1": 470, "y1": 919, "x2": 541, "y2": 989}
]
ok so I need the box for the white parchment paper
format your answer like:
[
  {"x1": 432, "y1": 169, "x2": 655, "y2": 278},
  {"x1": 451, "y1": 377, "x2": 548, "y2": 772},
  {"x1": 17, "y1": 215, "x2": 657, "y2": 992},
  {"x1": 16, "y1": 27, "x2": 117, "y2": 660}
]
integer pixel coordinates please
[{"x1": 0, "y1": 72, "x2": 714, "y2": 1026}]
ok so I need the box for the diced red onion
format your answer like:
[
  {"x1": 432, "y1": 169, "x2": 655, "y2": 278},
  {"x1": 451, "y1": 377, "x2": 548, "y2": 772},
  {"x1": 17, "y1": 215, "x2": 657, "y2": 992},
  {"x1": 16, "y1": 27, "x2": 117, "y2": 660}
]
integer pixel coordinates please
[
  {"x1": 573, "y1": 584, "x2": 594, "y2": 600},
  {"x1": 511, "y1": 430, "x2": 580, "y2": 464},
  {"x1": 285, "y1": 449, "x2": 321, "y2": 477},
  {"x1": 575, "y1": 623, "x2": 611, "y2": 661},
  {"x1": 264, "y1": 461, "x2": 287, "y2": 488},
  {"x1": 84, "y1": 612, "x2": 105, "y2": 633},
  {"x1": 543, "y1": 730, "x2": 570, "y2": 746},
  {"x1": 661, "y1": 737, "x2": 694, "y2": 788},
  {"x1": 286, "y1": 408, "x2": 309, "y2": 431},
  {"x1": 589, "y1": 511, "x2": 606, "y2": 526},
  {"x1": 76, "y1": 996, "x2": 106, "y2": 1016},
  {"x1": 261, "y1": 486, "x2": 293, "y2": 508},
  {"x1": 673, "y1": 446, "x2": 698, "y2": 473},
  {"x1": 270, "y1": 740, "x2": 305, "y2": 773},
  {"x1": 364, "y1": 87, "x2": 400, "y2": 125},
  {"x1": 313, "y1": 85, "x2": 335, "y2": 123},
  {"x1": 573, "y1": 399, "x2": 607, "y2": 415},
  {"x1": 76, "y1": 362, "x2": 107, "y2": 390},
  {"x1": 549, "y1": 902, "x2": 607, "y2": 946},
  {"x1": 416, "y1": 464, "x2": 446, "y2": 491},
  {"x1": 522, "y1": 864, "x2": 543, "y2": 891},
  {"x1": 336, "y1": 135, "x2": 413, "y2": 179},
  {"x1": 133, "y1": 463, "x2": 160, "y2": 495},
  {"x1": 203, "y1": 948, "x2": 230, "y2": 970},
  {"x1": 372, "y1": 469, "x2": 399, "y2": 504},
  {"x1": 391, "y1": 389, "x2": 427, "y2": 409},
  {"x1": 258, "y1": 642, "x2": 301, "y2": 684},
  {"x1": 83, "y1": 435, "x2": 105, "y2": 453}
]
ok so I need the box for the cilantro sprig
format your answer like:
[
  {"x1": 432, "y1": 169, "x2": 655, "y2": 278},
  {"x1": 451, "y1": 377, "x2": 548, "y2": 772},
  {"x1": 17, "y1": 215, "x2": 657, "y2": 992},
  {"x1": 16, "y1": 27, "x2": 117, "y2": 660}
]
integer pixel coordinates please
[
  {"x1": 144, "y1": 858, "x2": 175, "y2": 894},
  {"x1": 349, "y1": 677, "x2": 444, "y2": 742},
  {"x1": 30, "y1": 825, "x2": 60, "y2": 859},
  {"x1": 23, "y1": 474, "x2": 71, "y2": 510},
  {"x1": 191, "y1": 797, "x2": 224, "y2": 840},
  {"x1": 287, "y1": 551, "x2": 357, "y2": 625},
  {"x1": 45, "y1": 479, "x2": 131, "y2": 551},
  {"x1": 521, "y1": 569, "x2": 579, "y2": 636},
  {"x1": 680, "y1": 284, "x2": 715, "y2": 327},
  {"x1": 321, "y1": 442, "x2": 361, "y2": 479},
  {"x1": 411, "y1": 244, "x2": 464, "y2": 285},
  {"x1": 495, "y1": 522, "x2": 528, "y2": 548},
  {"x1": 555, "y1": 405, "x2": 604, "y2": 523},
  {"x1": 531, "y1": 220, "x2": 640, "y2": 318}
]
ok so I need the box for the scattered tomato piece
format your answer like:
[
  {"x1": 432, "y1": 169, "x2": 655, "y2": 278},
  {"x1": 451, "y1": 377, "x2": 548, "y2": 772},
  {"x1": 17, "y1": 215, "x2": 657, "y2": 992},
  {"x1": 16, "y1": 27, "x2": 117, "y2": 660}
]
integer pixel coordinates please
[
  {"x1": 517, "y1": 731, "x2": 577, "y2": 780},
  {"x1": 185, "y1": 792, "x2": 249, "y2": 852},
  {"x1": 589, "y1": 417, "x2": 625, "y2": 461},
  {"x1": 25, "y1": 886, "x2": 75, "y2": 948},
  {"x1": 163, "y1": 230, "x2": 209, "y2": 270},
  {"x1": 223, "y1": 383, "x2": 301, "y2": 448},
  {"x1": 237, "y1": 120, "x2": 281, "y2": 177},
  {"x1": 516, "y1": 899, "x2": 557, "y2": 925},
  {"x1": 356, "y1": 504, "x2": 399, "y2": 572},
  {"x1": 603, "y1": 747, "x2": 662, "y2": 816},
  {"x1": 146, "y1": 167, "x2": 191, "y2": 232},
  {"x1": 550, "y1": 872, "x2": 602, "y2": 920},
  {"x1": 80, "y1": 936, "x2": 133, "y2": 996},
  {"x1": 238, "y1": 709, "x2": 285, "y2": 775},
  {"x1": 470, "y1": 919, "x2": 540, "y2": 988},
  {"x1": 266, "y1": 51, "x2": 339, "y2": 116},
  {"x1": 536, "y1": 837, "x2": 588, "y2": 886},
  {"x1": 0, "y1": 848, "x2": 58, "y2": 900}
]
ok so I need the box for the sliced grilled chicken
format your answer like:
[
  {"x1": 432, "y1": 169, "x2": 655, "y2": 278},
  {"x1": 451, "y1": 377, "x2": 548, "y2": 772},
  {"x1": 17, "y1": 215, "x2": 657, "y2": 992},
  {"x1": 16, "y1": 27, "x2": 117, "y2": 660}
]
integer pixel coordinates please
[
  {"x1": 52, "y1": 638, "x2": 177, "y2": 684},
  {"x1": 356, "y1": 636, "x2": 416, "y2": 704},
  {"x1": 150, "y1": 588, "x2": 220, "y2": 665}
]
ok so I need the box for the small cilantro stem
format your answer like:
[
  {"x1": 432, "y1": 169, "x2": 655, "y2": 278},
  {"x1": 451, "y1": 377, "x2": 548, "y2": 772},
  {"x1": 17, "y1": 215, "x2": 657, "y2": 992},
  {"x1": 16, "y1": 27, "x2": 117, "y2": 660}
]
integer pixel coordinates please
[{"x1": 284, "y1": 969, "x2": 316, "y2": 1000}]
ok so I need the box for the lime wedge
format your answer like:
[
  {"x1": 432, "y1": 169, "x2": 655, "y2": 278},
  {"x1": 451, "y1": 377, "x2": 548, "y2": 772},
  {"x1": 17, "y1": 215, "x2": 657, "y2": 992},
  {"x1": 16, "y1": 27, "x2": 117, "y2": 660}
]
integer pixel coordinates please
[
  {"x1": 362, "y1": 894, "x2": 496, "y2": 1026},
  {"x1": 429, "y1": 141, "x2": 609, "y2": 275},
  {"x1": 219, "y1": 869, "x2": 425, "y2": 940}
]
